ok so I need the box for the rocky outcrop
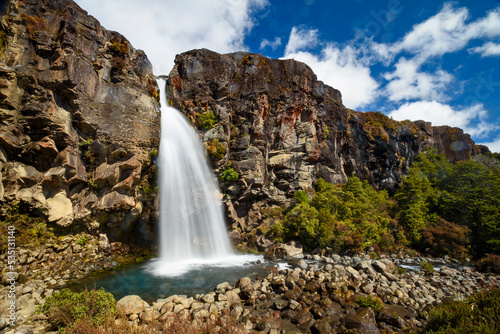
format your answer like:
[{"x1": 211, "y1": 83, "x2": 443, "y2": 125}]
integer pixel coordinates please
[
  {"x1": 0, "y1": 0, "x2": 160, "y2": 241},
  {"x1": 165, "y1": 48, "x2": 488, "y2": 245}
]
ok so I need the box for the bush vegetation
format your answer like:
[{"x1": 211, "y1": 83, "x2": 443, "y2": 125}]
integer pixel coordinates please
[
  {"x1": 220, "y1": 167, "x2": 239, "y2": 181},
  {"x1": 356, "y1": 295, "x2": 384, "y2": 313},
  {"x1": 423, "y1": 288, "x2": 500, "y2": 333},
  {"x1": 0, "y1": 201, "x2": 53, "y2": 252},
  {"x1": 267, "y1": 177, "x2": 403, "y2": 253},
  {"x1": 205, "y1": 139, "x2": 226, "y2": 160},
  {"x1": 37, "y1": 288, "x2": 116, "y2": 331},
  {"x1": 196, "y1": 110, "x2": 217, "y2": 129},
  {"x1": 395, "y1": 149, "x2": 500, "y2": 258},
  {"x1": 265, "y1": 149, "x2": 500, "y2": 259}
]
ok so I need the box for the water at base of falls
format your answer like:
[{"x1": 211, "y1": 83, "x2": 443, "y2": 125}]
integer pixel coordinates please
[{"x1": 151, "y1": 80, "x2": 236, "y2": 276}]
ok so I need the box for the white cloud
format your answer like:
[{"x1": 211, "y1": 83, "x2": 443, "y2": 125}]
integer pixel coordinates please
[
  {"x1": 378, "y1": 5, "x2": 500, "y2": 103},
  {"x1": 479, "y1": 137, "x2": 500, "y2": 153},
  {"x1": 284, "y1": 26, "x2": 319, "y2": 54},
  {"x1": 388, "y1": 5, "x2": 500, "y2": 64},
  {"x1": 388, "y1": 101, "x2": 496, "y2": 138},
  {"x1": 469, "y1": 42, "x2": 500, "y2": 57},
  {"x1": 284, "y1": 47, "x2": 378, "y2": 109},
  {"x1": 75, "y1": 0, "x2": 267, "y2": 74},
  {"x1": 390, "y1": 4, "x2": 471, "y2": 62},
  {"x1": 260, "y1": 37, "x2": 282, "y2": 50},
  {"x1": 383, "y1": 58, "x2": 454, "y2": 102}
]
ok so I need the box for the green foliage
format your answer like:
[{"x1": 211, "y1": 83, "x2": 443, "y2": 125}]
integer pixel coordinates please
[
  {"x1": 356, "y1": 296, "x2": 383, "y2": 312},
  {"x1": 397, "y1": 149, "x2": 500, "y2": 257},
  {"x1": 77, "y1": 138, "x2": 93, "y2": 147},
  {"x1": 196, "y1": 110, "x2": 217, "y2": 129},
  {"x1": 37, "y1": 288, "x2": 116, "y2": 330},
  {"x1": 423, "y1": 288, "x2": 500, "y2": 333},
  {"x1": 0, "y1": 201, "x2": 52, "y2": 252},
  {"x1": 75, "y1": 235, "x2": 89, "y2": 246},
  {"x1": 109, "y1": 40, "x2": 129, "y2": 55},
  {"x1": 87, "y1": 177, "x2": 97, "y2": 189},
  {"x1": 395, "y1": 266, "x2": 407, "y2": 275},
  {"x1": 206, "y1": 139, "x2": 226, "y2": 160},
  {"x1": 420, "y1": 261, "x2": 435, "y2": 275},
  {"x1": 273, "y1": 177, "x2": 401, "y2": 252},
  {"x1": 137, "y1": 182, "x2": 158, "y2": 194},
  {"x1": 324, "y1": 125, "x2": 330, "y2": 138},
  {"x1": 150, "y1": 148, "x2": 158, "y2": 157},
  {"x1": 220, "y1": 168, "x2": 239, "y2": 181}
]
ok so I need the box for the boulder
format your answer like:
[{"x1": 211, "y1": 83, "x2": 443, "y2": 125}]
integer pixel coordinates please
[
  {"x1": 343, "y1": 307, "x2": 380, "y2": 334},
  {"x1": 116, "y1": 295, "x2": 150, "y2": 315},
  {"x1": 265, "y1": 241, "x2": 304, "y2": 260},
  {"x1": 46, "y1": 192, "x2": 73, "y2": 227}
]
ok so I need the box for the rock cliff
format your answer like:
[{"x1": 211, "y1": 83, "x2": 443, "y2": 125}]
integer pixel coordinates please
[
  {"x1": 165, "y1": 48, "x2": 488, "y2": 245},
  {"x1": 0, "y1": 0, "x2": 160, "y2": 242}
]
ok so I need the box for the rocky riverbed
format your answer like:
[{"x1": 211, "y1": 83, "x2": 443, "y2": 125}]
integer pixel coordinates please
[{"x1": 1, "y1": 242, "x2": 498, "y2": 333}]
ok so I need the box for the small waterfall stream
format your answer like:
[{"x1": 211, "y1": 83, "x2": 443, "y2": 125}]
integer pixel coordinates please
[{"x1": 150, "y1": 79, "x2": 237, "y2": 276}]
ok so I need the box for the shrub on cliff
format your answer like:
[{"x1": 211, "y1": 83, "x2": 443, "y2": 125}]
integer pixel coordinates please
[{"x1": 423, "y1": 288, "x2": 500, "y2": 333}]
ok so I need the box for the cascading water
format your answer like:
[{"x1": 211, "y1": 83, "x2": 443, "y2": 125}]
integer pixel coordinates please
[{"x1": 150, "y1": 79, "x2": 239, "y2": 276}]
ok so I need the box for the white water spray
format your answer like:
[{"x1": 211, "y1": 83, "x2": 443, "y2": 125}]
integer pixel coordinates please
[{"x1": 150, "y1": 79, "x2": 241, "y2": 276}]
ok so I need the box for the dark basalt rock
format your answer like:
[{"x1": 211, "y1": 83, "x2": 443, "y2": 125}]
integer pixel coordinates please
[
  {"x1": 165, "y1": 48, "x2": 488, "y2": 247},
  {"x1": 0, "y1": 0, "x2": 159, "y2": 242}
]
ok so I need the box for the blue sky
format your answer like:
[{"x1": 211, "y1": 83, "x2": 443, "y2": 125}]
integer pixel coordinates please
[{"x1": 76, "y1": 0, "x2": 500, "y2": 152}]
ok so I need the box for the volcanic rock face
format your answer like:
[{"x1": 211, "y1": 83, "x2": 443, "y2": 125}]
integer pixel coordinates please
[
  {"x1": 166, "y1": 48, "x2": 486, "y2": 241},
  {"x1": 0, "y1": 0, "x2": 159, "y2": 241}
]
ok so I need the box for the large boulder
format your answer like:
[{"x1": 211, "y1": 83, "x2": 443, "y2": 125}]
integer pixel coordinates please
[{"x1": 116, "y1": 295, "x2": 150, "y2": 315}]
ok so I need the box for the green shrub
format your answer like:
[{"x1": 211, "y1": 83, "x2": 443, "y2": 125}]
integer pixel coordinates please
[
  {"x1": 77, "y1": 138, "x2": 93, "y2": 147},
  {"x1": 395, "y1": 266, "x2": 407, "y2": 275},
  {"x1": 137, "y1": 183, "x2": 158, "y2": 194},
  {"x1": 423, "y1": 288, "x2": 500, "y2": 333},
  {"x1": 109, "y1": 40, "x2": 129, "y2": 55},
  {"x1": 37, "y1": 288, "x2": 115, "y2": 330},
  {"x1": 196, "y1": 110, "x2": 217, "y2": 129},
  {"x1": 206, "y1": 139, "x2": 226, "y2": 160},
  {"x1": 220, "y1": 168, "x2": 239, "y2": 181},
  {"x1": 75, "y1": 235, "x2": 89, "y2": 246},
  {"x1": 0, "y1": 201, "x2": 51, "y2": 252},
  {"x1": 276, "y1": 177, "x2": 401, "y2": 252},
  {"x1": 356, "y1": 296, "x2": 383, "y2": 312},
  {"x1": 420, "y1": 261, "x2": 435, "y2": 274}
]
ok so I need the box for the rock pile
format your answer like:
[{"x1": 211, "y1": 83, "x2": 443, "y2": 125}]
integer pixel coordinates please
[{"x1": 4, "y1": 254, "x2": 491, "y2": 333}]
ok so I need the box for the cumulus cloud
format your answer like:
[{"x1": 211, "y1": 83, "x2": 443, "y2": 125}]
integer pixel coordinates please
[
  {"x1": 469, "y1": 42, "x2": 500, "y2": 57},
  {"x1": 383, "y1": 58, "x2": 454, "y2": 102},
  {"x1": 388, "y1": 101, "x2": 496, "y2": 138},
  {"x1": 479, "y1": 137, "x2": 500, "y2": 153},
  {"x1": 260, "y1": 37, "x2": 282, "y2": 50},
  {"x1": 75, "y1": 0, "x2": 267, "y2": 74},
  {"x1": 284, "y1": 27, "x2": 319, "y2": 55},
  {"x1": 283, "y1": 27, "x2": 378, "y2": 109},
  {"x1": 380, "y1": 4, "x2": 500, "y2": 103},
  {"x1": 388, "y1": 5, "x2": 500, "y2": 64}
]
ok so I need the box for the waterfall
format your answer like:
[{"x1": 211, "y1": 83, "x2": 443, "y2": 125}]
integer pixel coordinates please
[{"x1": 151, "y1": 79, "x2": 234, "y2": 276}]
